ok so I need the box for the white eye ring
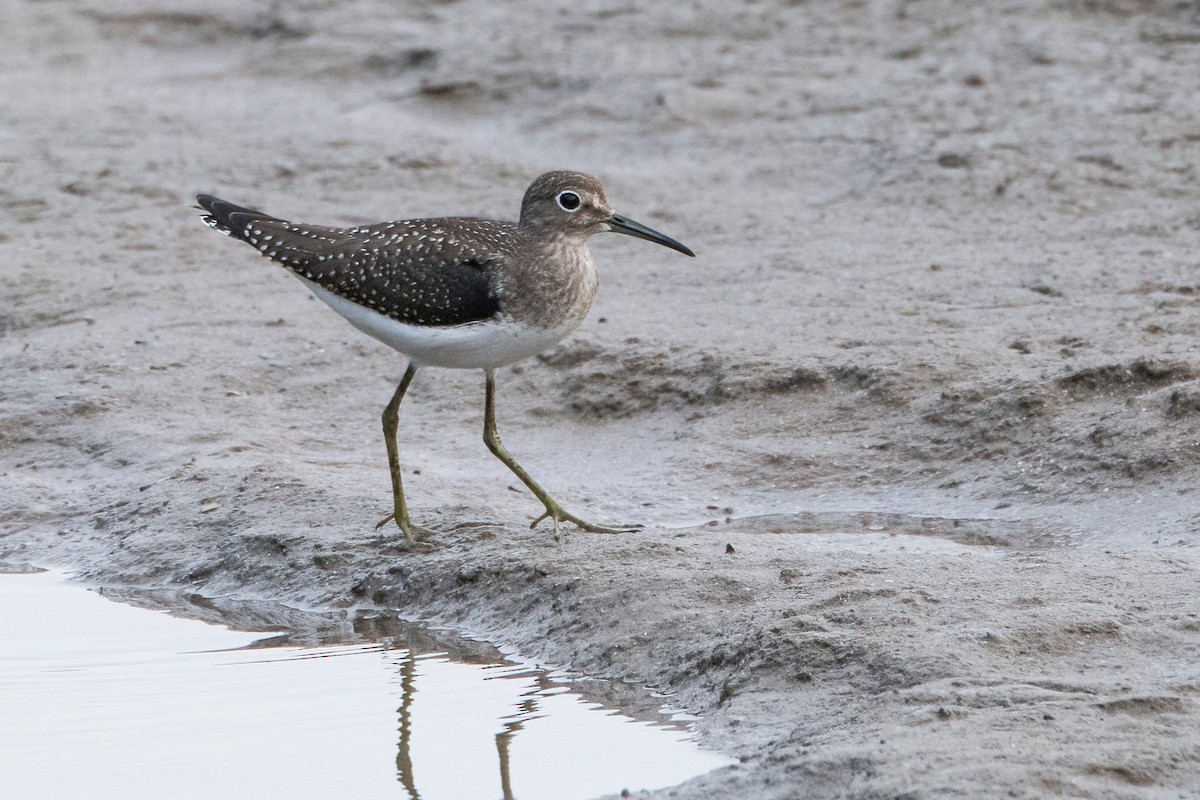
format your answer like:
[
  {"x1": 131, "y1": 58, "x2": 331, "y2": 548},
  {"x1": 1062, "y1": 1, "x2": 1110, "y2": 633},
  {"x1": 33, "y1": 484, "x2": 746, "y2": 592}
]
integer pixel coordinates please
[{"x1": 556, "y1": 191, "x2": 582, "y2": 212}]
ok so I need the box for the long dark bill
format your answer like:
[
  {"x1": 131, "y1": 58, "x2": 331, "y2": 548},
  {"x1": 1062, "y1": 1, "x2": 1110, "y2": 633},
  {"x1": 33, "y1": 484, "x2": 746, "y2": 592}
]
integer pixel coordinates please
[{"x1": 608, "y1": 213, "x2": 695, "y2": 257}]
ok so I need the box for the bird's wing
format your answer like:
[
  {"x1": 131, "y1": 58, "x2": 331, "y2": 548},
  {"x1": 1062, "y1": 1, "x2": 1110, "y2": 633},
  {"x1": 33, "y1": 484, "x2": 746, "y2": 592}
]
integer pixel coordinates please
[{"x1": 197, "y1": 196, "x2": 505, "y2": 327}]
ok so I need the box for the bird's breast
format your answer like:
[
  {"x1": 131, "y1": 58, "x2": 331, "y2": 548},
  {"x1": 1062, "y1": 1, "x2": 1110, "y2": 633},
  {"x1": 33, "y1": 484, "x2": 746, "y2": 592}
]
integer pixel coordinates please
[{"x1": 494, "y1": 241, "x2": 599, "y2": 334}]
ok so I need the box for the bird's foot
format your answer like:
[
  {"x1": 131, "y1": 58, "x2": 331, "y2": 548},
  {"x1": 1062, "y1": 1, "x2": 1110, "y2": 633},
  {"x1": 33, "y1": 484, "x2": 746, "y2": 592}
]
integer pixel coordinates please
[
  {"x1": 530, "y1": 505, "x2": 641, "y2": 535},
  {"x1": 375, "y1": 511, "x2": 440, "y2": 548}
]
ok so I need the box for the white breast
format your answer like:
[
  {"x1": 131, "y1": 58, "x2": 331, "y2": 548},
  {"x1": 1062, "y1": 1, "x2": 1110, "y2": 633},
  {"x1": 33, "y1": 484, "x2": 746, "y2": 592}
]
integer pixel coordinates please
[{"x1": 300, "y1": 278, "x2": 580, "y2": 370}]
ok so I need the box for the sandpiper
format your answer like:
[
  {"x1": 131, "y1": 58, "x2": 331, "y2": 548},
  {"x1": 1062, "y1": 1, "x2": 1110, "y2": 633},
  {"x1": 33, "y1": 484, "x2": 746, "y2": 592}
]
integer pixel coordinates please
[{"x1": 197, "y1": 171, "x2": 694, "y2": 543}]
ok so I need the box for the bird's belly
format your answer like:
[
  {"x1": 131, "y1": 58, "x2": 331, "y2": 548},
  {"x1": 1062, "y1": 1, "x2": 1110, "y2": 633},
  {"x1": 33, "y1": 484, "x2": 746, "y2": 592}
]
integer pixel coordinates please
[{"x1": 301, "y1": 279, "x2": 579, "y2": 369}]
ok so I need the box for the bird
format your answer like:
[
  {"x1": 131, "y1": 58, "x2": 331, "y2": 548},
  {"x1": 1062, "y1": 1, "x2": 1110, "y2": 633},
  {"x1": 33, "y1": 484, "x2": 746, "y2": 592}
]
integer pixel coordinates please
[{"x1": 196, "y1": 171, "x2": 694, "y2": 544}]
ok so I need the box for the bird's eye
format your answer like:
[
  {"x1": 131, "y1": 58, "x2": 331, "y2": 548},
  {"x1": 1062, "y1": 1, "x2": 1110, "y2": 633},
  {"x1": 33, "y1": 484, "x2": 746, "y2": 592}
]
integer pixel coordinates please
[{"x1": 556, "y1": 191, "x2": 582, "y2": 212}]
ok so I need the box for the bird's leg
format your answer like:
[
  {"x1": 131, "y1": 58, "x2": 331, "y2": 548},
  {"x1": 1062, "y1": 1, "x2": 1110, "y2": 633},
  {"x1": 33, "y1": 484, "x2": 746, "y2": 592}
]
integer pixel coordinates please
[
  {"x1": 482, "y1": 369, "x2": 635, "y2": 535},
  {"x1": 375, "y1": 362, "x2": 439, "y2": 543}
]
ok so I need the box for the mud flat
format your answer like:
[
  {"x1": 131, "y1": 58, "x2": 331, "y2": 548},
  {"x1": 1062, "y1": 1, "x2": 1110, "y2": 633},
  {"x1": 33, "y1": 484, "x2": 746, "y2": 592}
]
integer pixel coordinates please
[{"x1": 3, "y1": 1, "x2": 1200, "y2": 797}]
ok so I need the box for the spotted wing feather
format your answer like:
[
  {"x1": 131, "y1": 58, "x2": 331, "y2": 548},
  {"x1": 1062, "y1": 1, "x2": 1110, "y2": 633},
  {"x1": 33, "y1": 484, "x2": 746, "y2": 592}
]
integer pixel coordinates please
[{"x1": 196, "y1": 194, "x2": 504, "y2": 327}]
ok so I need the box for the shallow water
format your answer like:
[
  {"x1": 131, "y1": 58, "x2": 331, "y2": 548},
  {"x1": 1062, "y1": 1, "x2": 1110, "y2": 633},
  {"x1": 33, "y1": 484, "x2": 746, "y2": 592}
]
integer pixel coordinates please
[{"x1": 0, "y1": 570, "x2": 731, "y2": 800}]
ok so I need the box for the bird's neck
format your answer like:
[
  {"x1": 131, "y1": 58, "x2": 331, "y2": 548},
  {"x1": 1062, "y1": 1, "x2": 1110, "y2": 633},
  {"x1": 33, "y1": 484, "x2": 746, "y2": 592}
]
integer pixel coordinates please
[{"x1": 501, "y1": 233, "x2": 598, "y2": 331}]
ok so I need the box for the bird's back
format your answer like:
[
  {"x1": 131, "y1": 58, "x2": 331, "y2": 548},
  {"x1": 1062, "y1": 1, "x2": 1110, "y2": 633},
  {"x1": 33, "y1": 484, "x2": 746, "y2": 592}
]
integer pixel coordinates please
[{"x1": 197, "y1": 195, "x2": 509, "y2": 327}]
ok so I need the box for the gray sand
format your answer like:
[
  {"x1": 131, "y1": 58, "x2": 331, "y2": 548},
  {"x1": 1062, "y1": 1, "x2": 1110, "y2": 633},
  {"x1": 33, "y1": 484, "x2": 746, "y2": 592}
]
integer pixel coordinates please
[{"x1": 3, "y1": 1, "x2": 1200, "y2": 797}]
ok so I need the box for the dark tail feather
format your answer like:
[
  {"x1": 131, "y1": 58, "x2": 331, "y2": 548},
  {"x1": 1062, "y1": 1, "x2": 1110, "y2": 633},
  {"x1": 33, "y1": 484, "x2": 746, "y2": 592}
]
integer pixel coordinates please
[{"x1": 195, "y1": 194, "x2": 284, "y2": 239}]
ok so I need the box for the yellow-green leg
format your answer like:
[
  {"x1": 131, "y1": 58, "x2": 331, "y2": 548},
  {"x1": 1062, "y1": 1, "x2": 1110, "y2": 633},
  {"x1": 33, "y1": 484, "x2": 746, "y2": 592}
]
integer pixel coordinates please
[
  {"x1": 482, "y1": 368, "x2": 634, "y2": 534},
  {"x1": 375, "y1": 362, "x2": 439, "y2": 543}
]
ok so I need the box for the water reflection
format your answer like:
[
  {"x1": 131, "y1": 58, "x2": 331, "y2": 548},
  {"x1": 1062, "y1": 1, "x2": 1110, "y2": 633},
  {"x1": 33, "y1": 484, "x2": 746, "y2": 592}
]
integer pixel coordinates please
[
  {"x1": 0, "y1": 569, "x2": 730, "y2": 800},
  {"x1": 377, "y1": 638, "x2": 716, "y2": 799},
  {"x1": 390, "y1": 652, "x2": 628, "y2": 800}
]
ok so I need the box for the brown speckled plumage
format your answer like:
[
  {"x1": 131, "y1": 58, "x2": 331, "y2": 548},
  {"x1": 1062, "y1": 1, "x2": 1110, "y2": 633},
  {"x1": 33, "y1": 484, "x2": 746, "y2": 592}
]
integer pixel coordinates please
[
  {"x1": 197, "y1": 171, "x2": 691, "y2": 340},
  {"x1": 197, "y1": 201, "x2": 509, "y2": 327}
]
